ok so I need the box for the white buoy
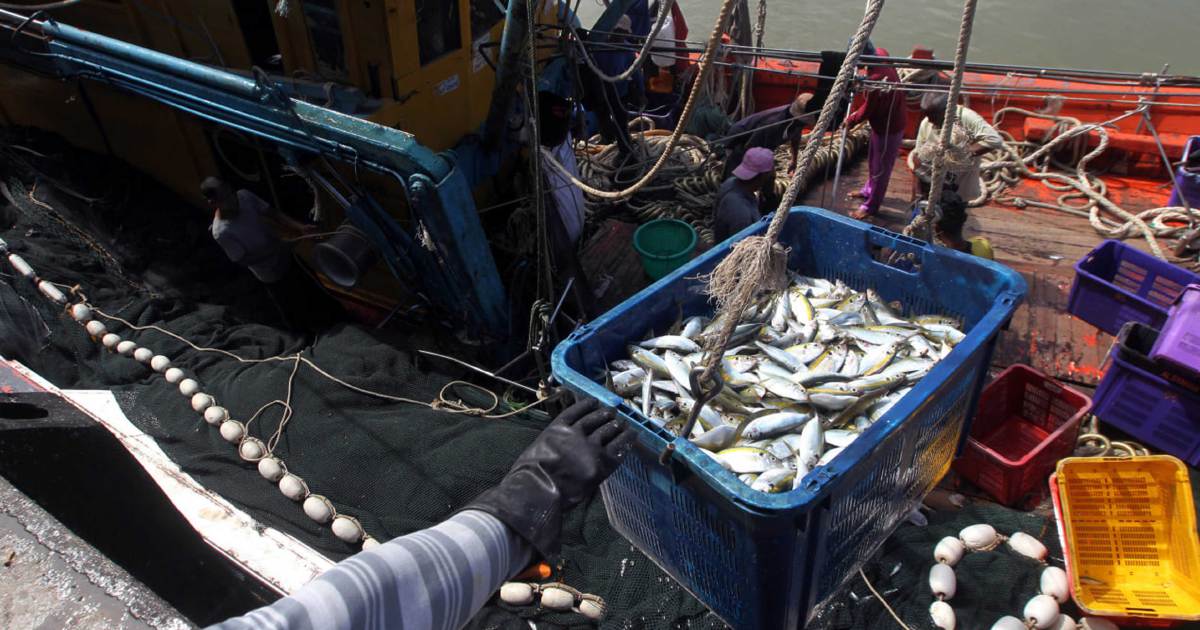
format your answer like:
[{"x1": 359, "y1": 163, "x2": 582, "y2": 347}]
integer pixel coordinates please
[
  {"x1": 116, "y1": 340, "x2": 137, "y2": 356},
  {"x1": 1040, "y1": 566, "x2": 1069, "y2": 604},
  {"x1": 133, "y1": 347, "x2": 154, "y2": 363},
  {"x1": 238, "y1": 437, "x2": 266, "y2": 462},
  {"x1": 178, "y1": 378, "x2": 200, "y2": 396},
  {"x1": 203, "y1": 405, "x2": 228, "y2": 425},
  {"x1": 934, "y1": 536, "x2": 965, "y2": 566},
  {"x1": 85, "y1": 320, "x2": 106, "y2": 337},
  {"x1": 578, "y1": 596, "x2": 606, "y2": 621},
  {"x1": 8, "y1": 253, "x2": 35, "y2": 279},
  {"x1": 991, "y1": 616, "x2": 1026, "y2": 630},
  {"x1": 190, "y1": 392, "x2": 214, "y2": 413},
  {"x1": 929, "y1": 563, "x2": 957, "y2": 600},
  {"x1": 1024, "y1": 594, "x2": 1060, "y2": 629},
  {"x1": 70, "y1": 303, "x2": 91, "y2": 322},
  {"x1": 361, "y1": 536, "x2": 381, "y2": 550},
  {"x1": 164, "y1": 367, "x2": 185, "y2": 384},
  {"x1": 331, "y1": 515, "x2": 365, "y2": 543},
  {"x1": 38, "y1": 281, "x2": 67, "y2": 304},
  {"x1": 279, "y1": 473, "x2": 309, "y2": 501},
  {"x1": 219, "y1": 419, "x2": 245, "y2": 443},
  {"x1": 540, "y1": 586, "x2": 575, "y2": 611},
  {"x1": 1052, "y1": 614, "x2": 1078, "y2": 630},
  {"x1": 959, "y1": 524, "x2": 1001, "y2": 551},
  {"x1": 1009, "y1": 532, "x2": 1049, "y2": 562},
  {"x1": 101, "y1": 333, "x2": 121, "y2": 349},
  {"x1": 929, "y1": 600, "x2": 956, "y2": 630},
  {"x1": 258, "y1": 456, "x2": 285, "y2": 482},
  {"x1": 303, "y1": 495, "x2": 335, "y2": 523},
  {"x1": 150, "y1": 355, "x2": 171, "y2": 372},
  {"x1": 499, "y1": 582, "x2": 535, "y2": 606}
]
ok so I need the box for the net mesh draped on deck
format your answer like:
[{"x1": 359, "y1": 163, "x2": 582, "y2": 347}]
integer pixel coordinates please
[{"x1": 3, "y1": 130, "x2": 1170, "y2": 630}]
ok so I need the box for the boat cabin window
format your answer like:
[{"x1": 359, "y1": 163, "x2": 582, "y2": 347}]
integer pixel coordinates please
[
  {"x1": 416, "y1": 0, "x2": 463, "y2": 65},
  {"x1": 300, "y1": 0, "x2": 349, "y2": 78},
  {"x1": 470, "y1": 0, "x2": 504, "y2": 39}
]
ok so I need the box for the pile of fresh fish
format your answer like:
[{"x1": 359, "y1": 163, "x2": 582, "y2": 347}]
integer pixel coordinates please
[{"x1": 603, "y1": 273, "x2": 966, "y2": 494}]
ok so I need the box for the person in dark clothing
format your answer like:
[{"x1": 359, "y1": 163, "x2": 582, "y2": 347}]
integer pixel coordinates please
[
  {"x1": 713, "y1": 147, "x2": 776, "y2": 242},
  {"x1": 578, "y1": 16, "x2": 643, "y2": 157},
  {"x1": 908, "y1": 189, "x2": 994, "y2": 259},
  {"x1": 722, "y1": 93, "x2": 814, "y2": 180},
  {"x1": 200, "y1": 177, "x2": 337, "y2": 330},
  {"x1": 537, "y1": 91, "x2": 597, "y2": 319}
]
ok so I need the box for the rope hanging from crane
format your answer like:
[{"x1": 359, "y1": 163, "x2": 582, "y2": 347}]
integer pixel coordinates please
[{"x1": 696, "y1": 0, "x2": 888, "y2": 379}]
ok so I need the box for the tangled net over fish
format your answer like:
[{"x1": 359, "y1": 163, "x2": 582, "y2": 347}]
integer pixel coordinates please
[{"x1": 574, "y1": 125, "x2": 871, "y2": 246}]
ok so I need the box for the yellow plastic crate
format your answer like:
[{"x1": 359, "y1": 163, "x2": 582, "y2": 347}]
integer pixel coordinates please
[{"x1": 1055, "y1": 456, "x2": 1200, "y2": 623}]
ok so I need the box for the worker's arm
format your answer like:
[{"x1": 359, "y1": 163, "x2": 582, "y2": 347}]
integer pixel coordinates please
[
  {"x1": 844, "y1": 91, "x2": 870, "y2": 128},
  {"x1": 961, "y1": 108, "x2": 1005, "y2": 153},
  {"x1": 265, "y1": 207, "x2": 313, "y2": 239},
  {"x1": 210, "y1": 510, "x2": 530, "y2": 630},
  {"x1": 210, "y1": 400, "x2": 632, "y2": 630}
]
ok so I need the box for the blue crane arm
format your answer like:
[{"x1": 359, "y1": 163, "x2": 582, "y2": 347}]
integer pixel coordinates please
[{"x1": 0, "y1": 9, "x2": 509, "y2": 341}]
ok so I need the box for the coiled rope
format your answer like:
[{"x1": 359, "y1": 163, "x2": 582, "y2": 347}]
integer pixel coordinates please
[
  {"x1": 539, "y1": 0, "x2": 738, "y2": 200},
  {"x1": 975, "y1": 106, "x2": 1199, "y2": 260}
]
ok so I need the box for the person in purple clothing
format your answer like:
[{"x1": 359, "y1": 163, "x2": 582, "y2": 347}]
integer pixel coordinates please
[{"x1": 844, "y1": 46, "x2": 908, "y2": 220}]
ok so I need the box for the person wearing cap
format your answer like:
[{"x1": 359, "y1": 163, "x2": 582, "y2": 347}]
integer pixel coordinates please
[
  {"x1": 844, "y1": 46, "x2": 907, "y2": 220},
  {"x1": 721, "y1": 93, "x2": 815, "y2": 181},
  {"x1": 713, "y1": 147, "x2": 776, "y2": 242}
]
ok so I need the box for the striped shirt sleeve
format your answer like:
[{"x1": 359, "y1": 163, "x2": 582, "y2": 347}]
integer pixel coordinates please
[{"x1": 210, "y1": 510, "x2": 532, "y2": 630}]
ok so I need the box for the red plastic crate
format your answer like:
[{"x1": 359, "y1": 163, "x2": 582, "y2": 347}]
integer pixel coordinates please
[{"x1": 955, "y1": 365, "x2": 1092, "y2": 507}]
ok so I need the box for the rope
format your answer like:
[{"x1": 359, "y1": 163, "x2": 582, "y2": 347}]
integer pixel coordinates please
[
  {"x1": 859, "y1": 569, "x2": 915, "y2": 630},
  {"x1": 87, "y1": 305, "x2": 548, "y2": 419},
  {"x1": 697, "y1": 0, "x2": 887, "y2": 378},
  {"x1": 908, "y1": 0, "x2": 979, "y2": 242},
  {"x1": 538, "y1": 0, "x2": 739, "y2": 200},
  {"x1": 975, "y1": 106, "x2": 1187, "y2": 259},
  {"x1": 568, "y1": 0, "x2": 676, "y2": 83}
]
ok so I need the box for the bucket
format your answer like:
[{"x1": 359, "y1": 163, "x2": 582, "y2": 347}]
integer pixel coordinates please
[
  {"x1": 314, "y1": 223, "x2": 377, "y2": 288},
  {"x1": 633, "y1": 219, "x2": 696, "y2": 280}
]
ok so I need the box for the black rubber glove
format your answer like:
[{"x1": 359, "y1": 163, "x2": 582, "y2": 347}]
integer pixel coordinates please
[{"x1": 463, "y1": 398, "x2": 636, "y2": 558}]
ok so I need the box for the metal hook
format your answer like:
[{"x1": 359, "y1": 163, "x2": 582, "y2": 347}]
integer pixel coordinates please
[{"x1": 658, "y1": 367, "x2": 724, "y2": 466}]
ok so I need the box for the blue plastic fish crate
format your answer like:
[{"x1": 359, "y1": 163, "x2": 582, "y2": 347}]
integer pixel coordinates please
[
  {"x1": 552, "y1": 207, "x2": 1026, "y2": 628},
  {"x1": 1067, "y1": 239, "x2": 1199, "y2": 336}
]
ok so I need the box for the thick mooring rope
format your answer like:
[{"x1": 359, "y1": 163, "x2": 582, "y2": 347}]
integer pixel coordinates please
[
  {"x1": 697, "y1": 0, "x2": 888, "y2": 378},
  {"x1": 906, "y1": 0, "x2": 980, "y2": 242}
]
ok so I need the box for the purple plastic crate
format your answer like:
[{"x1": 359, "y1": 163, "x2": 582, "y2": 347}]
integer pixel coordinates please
[
  {"x1": 1093, "y1": 322, "x2": 1200, "y2": 466},
  {"x1": 1150, "y1": 284, "x2": 1200, "y2": 376},
  {"x1": 1067, "y1": 240, "x2": 1200, "y2": 335}
]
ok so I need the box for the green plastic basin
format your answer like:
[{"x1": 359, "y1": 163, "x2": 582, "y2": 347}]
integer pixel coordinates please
[{"x1": 633, "y1": 219, "x2": 698, "y2": 280}]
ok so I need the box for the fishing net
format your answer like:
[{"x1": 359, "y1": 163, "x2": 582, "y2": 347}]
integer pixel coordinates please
[
  {"x1": 4, "y1": 129, "x2": 1193, "y2": 630},
  {"x1": 0, "y1": 129, "x2": 721, "y2": 629}
]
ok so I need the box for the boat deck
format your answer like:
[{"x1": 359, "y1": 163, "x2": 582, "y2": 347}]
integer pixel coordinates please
[{"x1": 581, "y1": 154, "x2": 1179, "y2": 388}]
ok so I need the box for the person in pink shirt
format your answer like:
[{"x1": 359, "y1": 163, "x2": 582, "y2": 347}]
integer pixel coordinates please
[{"x1": 845, "y1": 47, "x2": 907, "y2": 220}]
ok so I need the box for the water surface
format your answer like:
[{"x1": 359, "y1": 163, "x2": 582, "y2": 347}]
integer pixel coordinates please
[{"x1": 577, "y1": 0, "x2": 1198, "y2": 75}]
